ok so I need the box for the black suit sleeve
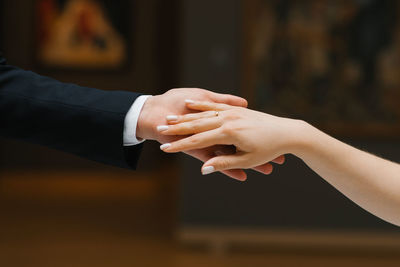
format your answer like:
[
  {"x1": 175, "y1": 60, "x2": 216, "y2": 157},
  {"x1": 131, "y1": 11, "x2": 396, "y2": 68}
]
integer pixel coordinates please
[{"x1": 0, "y1": 53, "x2": 143, "y2": 169}]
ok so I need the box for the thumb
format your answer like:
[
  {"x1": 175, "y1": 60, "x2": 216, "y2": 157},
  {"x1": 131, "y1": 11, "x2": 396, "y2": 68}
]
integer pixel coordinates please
[{"x1": 201, "y1": 153, "x2": 249, "y2": 180}]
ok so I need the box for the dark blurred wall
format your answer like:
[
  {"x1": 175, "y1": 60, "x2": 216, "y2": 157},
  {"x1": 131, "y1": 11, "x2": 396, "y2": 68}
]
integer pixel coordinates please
[
  {"x1": 0, "y1": 0, "x2": 180, "y2": 171},
  {"x1": 178, "y1": 0, "x2": 400, "y2": 231}
]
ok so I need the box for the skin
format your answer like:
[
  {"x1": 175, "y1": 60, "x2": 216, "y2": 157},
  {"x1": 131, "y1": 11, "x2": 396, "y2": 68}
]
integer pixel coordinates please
[
  {"x1": 159, "y1": 100, "x2": 400, "y2": 227},
  {"x1": 135, "y1": 88, "x2": 284, "y2": 181}
]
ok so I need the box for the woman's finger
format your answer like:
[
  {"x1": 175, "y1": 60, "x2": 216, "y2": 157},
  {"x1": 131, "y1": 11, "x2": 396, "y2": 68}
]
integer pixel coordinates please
[
  {"x1": 185, "y1": 147, "x2": 247, "y2": 181},
  {"x1": 160, "y1": 129, "x2": 230, "y2": 153},
  {"x1": 202, "y1": 153, "x2": 250, "y2": 178},
  {"x1": 159, "y1": 117, "x2": 222, "y2": 136},
  {"x1": 185, "y1": 100, "x2": 234, "y2": 112},
  {"x1": 166, "y1": 111, "x2": 218, "y2": 124},
  {"x1": 214, "y1": 147, "x2": 277, "y2": 175}
]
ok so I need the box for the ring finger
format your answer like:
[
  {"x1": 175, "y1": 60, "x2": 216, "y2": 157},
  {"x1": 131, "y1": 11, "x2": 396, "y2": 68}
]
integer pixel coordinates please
[
  {"x1": 160, "y1": 117, "x2": 222, "y2": 136},
  {"x1": 166, "y1": 110, "x2": 220, "y2": 124}
]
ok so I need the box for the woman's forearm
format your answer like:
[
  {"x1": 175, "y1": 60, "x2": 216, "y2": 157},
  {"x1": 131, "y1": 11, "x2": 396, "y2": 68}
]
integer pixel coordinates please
[{"x1": 293, "y1": 122, "x2": 400, "y2": 226}]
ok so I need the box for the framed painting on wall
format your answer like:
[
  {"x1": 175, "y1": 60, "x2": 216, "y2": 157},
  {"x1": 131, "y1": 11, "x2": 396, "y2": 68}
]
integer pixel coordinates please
[
  {"x1": 35, "y1": 0, "x2": 132, "y2": 70},
  {"x1": 242, "y1": 0, "x2": 400, "y2": 137}
]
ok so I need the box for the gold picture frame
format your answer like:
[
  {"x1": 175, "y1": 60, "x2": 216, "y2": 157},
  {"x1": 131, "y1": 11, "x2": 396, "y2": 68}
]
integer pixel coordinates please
[{"x1": 35, "y1": 0, "x2": 132, "y2": 71}]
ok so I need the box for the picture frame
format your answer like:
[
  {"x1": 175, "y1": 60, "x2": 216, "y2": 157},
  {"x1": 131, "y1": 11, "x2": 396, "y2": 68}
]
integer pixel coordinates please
[{"x1": 34, "y1": 0, "x2": 133, "y2": 71}]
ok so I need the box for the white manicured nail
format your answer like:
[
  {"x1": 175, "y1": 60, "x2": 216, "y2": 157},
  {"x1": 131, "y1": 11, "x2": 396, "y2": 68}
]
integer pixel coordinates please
[
  {"x1": 157, "y1": 125, "x2": 169, "y2": 132},
  {"x1": 160, "y1": 143, "x2": 171, "y2": 150},
  {"x1": 166, "y1": 115, "x2": 178, "y2": 121},
  {"x1": 202, "y1": 166, "x2": 215, "y2": 175},
  {"x1": 185, "y1": 99, "x2": 195, "y2": 104}
]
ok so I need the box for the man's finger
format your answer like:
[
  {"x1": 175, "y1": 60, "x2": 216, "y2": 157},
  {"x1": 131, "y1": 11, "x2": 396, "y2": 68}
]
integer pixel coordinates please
[
  {"x1": 210, "y1": 93, "x2": 248, "y2": 108},
  {"x1": 160, "y1": 117, "x2": 221, "y2": 136},
  {"x1": 166, "y1": 111, "x2": 216, "y2": 124},
  {"x1": 185, "y1": 100, "x2": 233, "y2": 112},
  {"x1": 272, "y1": 155, "x2": 285, "y2": 165},
  {"x1": 253, "y1": 163, "x2": 274, "y2": 175}
]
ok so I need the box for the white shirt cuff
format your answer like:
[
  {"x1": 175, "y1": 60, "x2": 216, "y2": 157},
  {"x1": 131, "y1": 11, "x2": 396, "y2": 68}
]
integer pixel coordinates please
[{"x1": 123, "y1": 95, "x2": 152, "y2": 146}]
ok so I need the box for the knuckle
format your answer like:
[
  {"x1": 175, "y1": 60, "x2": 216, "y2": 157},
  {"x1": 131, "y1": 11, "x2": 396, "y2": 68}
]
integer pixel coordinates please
[
  {"x1": 179, "y1": 123, "x2": 188, "y2": 130},
  {"x1": 224, "y1": 113, "x2": 235, "y2": 120},
  {"x1": 188, "y1": 136, "x2": 199, "y2": 145},
  {"x1": 221, "y1": 123, "x2": 235, "y2": 134},
  {"x1": 183, "y1": 124, "x2": 193, "y2": 133},
  {"x1": 226, "y1": 109, "x2": 241, "y2": 120},
  {"x1": 216, "y1": 159, "x2": 230, "y2": 170},
  {"x1": 195, "y1": 89, "x2": 207, "y2": 98},
  {"x1": 179, "y1": 123, "x2": 188, "y2": 134},
  {"x1": 222, "y1": 111, "x2": 233, "y2": 120}
]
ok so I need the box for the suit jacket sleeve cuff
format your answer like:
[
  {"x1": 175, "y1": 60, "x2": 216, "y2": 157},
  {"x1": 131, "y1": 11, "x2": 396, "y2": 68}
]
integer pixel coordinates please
[{"x1": 123, "y1": 95, "x2": 152, "y2": 146}]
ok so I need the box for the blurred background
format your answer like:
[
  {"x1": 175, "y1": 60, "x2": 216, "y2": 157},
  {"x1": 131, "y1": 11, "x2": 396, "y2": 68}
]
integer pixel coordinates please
[{"x1": 1, "y1": 0, "x2": 400, "y2": 266}]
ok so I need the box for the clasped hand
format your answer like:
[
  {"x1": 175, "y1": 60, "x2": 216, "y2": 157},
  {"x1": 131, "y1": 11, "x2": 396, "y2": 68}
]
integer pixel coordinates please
[
  {"x1": 156, "y1": 99, "x2": 294, "y2": 181},
  {"x1": 136, "y1": 88, "x2": 284, "y2": 181}
]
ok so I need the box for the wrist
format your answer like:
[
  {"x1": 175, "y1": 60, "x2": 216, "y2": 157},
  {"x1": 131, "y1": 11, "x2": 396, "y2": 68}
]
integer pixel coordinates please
[
  {"x1": 287, "y1": 119, "x2": 317, "y2": 158},
  {"x1": 136, "y1": 96, "x2": 157, "y2": 140}
]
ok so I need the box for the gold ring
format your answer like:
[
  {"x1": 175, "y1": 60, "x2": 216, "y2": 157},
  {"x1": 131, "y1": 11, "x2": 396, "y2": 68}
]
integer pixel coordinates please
[{"x1": 215, "y1": 111, "x2": 219, "y2": 117}]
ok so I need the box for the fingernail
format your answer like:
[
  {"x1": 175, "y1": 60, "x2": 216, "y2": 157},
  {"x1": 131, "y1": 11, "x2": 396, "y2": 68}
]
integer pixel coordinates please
[
  {"x1": 166, "y1": 115, "x2": 178, "y2": 121},
  {"x1": 157, "y1": 125, "x2": 169, "y2": 132},
  {"x1": 185, "y1": 99, "x2": 195, "y2": 104},
  {"x1": 160, "y1": 143, "x2": 171, "y2": 150},
  {"x1": 202, "y1": 166, "x2": 215, "y2": 175}
]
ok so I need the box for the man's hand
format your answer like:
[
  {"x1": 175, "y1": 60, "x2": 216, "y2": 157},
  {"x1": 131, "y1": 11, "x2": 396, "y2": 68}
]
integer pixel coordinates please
[
  {"x1": 136, "y1": 88, "x2": 247, "y2": 141},
  {"x1": 136, "y1": 88, "x2": 278, "y2": 181}
]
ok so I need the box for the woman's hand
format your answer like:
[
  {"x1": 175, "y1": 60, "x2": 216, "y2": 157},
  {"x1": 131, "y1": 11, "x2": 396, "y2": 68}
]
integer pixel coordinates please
[{"x1": 158, "y1": 100, "x2": 305, "y2": 180}]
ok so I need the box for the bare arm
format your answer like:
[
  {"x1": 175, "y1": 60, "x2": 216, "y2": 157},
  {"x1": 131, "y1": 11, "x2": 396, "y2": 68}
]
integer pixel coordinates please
[{"x1": 294, "y1": 124, "x2": 400, "y2": 226}]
